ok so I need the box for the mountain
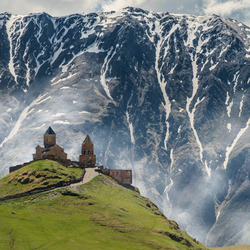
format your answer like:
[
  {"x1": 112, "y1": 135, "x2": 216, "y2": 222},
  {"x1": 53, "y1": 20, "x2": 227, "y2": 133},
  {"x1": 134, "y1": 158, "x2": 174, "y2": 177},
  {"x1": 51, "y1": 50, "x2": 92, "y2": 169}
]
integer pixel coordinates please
[
  {"x1": 0, "y1": 7, "x2": 249, "y2": 247},
  {"x1": 0, "y1": 160, "x2": 206, "y2": 249}
]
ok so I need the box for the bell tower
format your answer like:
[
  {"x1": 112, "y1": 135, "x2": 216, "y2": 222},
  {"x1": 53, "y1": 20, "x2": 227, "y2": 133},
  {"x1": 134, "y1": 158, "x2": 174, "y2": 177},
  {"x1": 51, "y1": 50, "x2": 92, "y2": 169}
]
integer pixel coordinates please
[
  {"x1": 79, "y1": 134, "x2": 96, "y2": 166},
  {"x1": 44, "y1": 127, "x2": 56, "y2": 148}
]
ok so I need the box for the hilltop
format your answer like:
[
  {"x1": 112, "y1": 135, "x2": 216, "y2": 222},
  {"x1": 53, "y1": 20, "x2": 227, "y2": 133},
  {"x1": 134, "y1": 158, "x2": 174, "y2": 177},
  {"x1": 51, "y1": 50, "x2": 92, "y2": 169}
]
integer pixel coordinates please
[
  {"x1": 0, "y1": 160, "x2": 206, "y2": 249},
  {"x1": 0, "y1": 160, "x2": 83, "y2": 200}
]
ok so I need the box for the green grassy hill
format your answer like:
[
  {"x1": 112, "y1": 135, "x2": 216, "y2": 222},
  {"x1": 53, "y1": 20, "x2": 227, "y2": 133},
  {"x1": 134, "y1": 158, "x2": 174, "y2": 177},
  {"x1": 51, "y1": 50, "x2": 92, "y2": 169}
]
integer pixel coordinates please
[
  {"x1": 212, "y1": 246, "x2": 250, "y2": 250},
  {"x1": 0, "y1": 160, "x2": 83, "y2": 199},
  {"x1": 0, "y1": 160, "x2": 207, "y2": 249}
]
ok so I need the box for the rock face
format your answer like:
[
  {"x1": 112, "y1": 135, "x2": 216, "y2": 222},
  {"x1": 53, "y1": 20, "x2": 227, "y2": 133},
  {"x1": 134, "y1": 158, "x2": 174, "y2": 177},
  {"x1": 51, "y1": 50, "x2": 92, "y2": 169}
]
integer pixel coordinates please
[{"x1": 0, "y1": 7, "x2": 249, "y2": 247}]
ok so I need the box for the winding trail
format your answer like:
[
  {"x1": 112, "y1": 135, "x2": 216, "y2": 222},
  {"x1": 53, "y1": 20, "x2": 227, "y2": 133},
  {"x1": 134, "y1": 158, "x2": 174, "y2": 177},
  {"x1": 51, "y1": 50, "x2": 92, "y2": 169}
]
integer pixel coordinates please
[{"x1": 70, "y1": 167, "x2": 99, "y2": 188}]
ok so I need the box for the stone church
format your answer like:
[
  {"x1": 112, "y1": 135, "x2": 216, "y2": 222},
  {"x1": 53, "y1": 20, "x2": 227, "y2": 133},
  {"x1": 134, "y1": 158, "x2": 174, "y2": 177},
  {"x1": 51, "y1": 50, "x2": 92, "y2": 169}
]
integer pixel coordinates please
[
  {"x1": 12, "y1": 127, "x2": 132, "y2": 185},
  {"x1": 33, "y1": 127, "x2": 67, "y2": 161},
  {"x1": 33, "y1": 127, "x2": 96, "y2": 167},
  {"x1": 79, "y1": 134, "x2": 96, "y2": 166}
]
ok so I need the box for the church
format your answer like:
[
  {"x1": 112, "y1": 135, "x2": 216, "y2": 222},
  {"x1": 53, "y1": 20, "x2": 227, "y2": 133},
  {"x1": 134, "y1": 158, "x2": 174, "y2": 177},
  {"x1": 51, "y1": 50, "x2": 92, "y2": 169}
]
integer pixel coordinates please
[
  {"x1": 33, "y1": 127, "x2": 67, "y2": 161},
  {"x1": 11, "y1": 126, "x2": 132, "y2": 184},
  {"x1": 79, "y1": 134, "x2": 96, "y2": 166},
  {"x1": 33, "y1": 127, "x2": 96, "y2": 167}
]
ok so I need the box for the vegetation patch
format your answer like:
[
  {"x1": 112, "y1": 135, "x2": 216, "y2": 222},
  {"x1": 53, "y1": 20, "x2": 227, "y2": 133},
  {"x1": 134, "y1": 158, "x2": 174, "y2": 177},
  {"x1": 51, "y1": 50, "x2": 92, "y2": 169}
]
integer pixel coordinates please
[
  {"x1": 0, "y1": 160, "x2": 83, "y2": 199},
  {"x1": 0, "y1": 170, "x2": 207, "y2": 249}
]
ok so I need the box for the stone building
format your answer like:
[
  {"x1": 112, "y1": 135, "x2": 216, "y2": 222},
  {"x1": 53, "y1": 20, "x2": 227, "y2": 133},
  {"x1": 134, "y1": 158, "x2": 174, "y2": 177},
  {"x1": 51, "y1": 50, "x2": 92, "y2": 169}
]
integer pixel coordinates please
[
  {"x1": 79, "y1": 134, "x2": 96, "y2": 167},
  {"x1": 11, "y1": 129, "x2": 134, "y2": 182},
  {"x1": 33, "y1": 127, "x2": 67, "y2": 161},
  {"x1": 102, "y1": 169, "x2": 132, "y2": 184}
]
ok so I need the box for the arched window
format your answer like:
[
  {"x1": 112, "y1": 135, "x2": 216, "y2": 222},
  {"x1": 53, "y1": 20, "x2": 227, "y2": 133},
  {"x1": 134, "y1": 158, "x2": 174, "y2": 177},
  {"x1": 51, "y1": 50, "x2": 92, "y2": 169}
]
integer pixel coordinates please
[
  {"x1": 88, "y1": 151, "x2": 91, "y2": 154},
  {"x1": 84, "y1": 150, "x2": 86, "y2": 155}
]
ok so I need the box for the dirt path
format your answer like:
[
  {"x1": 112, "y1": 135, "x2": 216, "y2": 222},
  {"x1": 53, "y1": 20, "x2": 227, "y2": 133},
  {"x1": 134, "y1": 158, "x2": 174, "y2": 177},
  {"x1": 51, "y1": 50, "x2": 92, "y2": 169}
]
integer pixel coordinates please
[{"x1": 70, "y1": 167, "x2": 99, "y2": 188}]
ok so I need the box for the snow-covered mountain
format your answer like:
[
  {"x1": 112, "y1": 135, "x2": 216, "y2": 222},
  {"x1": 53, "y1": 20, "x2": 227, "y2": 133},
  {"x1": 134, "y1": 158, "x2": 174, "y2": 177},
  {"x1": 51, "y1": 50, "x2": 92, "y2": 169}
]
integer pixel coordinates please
[{"x1": 0, "y1": 7, "x2": 249, "y2": 247}]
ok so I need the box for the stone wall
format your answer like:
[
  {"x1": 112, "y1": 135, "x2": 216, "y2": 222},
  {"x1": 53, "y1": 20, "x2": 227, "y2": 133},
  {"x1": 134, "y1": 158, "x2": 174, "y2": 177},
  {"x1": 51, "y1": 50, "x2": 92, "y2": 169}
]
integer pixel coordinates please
[{"x1": 102, "y1": 169, "x2": 132, "y2": 184}]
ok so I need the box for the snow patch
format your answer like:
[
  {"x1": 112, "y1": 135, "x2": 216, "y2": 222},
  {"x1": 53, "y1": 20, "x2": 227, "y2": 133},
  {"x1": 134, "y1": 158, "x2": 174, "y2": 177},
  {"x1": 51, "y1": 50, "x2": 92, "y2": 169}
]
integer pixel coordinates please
[
  {"x1": 53, "y1": 113, "x2": 66, "y2": 117},
  {"x1": 32, "y1": 124, "x2": 46, "y2": 130},
  {"x1": 51, "y1": 73, "x2": 77, "y2": 86},
  {"x1": 79, "y1": 111, "x2": 90, "y2": 114},
  {"x1": 223, "y1": 118, "x2": 250, "y2": 169},
  {"x1": 53, "y1": 120, "x2": 70, "y2": 124},
  {"x1": 225, "y1": 91, "x2": 230, "y2": 105},
  {"x1": 239, "y1": 94, "x2": 244, "y2": 117},
  {"x1": 25, "y1": 63, "x2": 30, "y2": 87},
  {"x1": 86, "y1": 42, "x2": 102, "y2": 53},
  {"x1": 227, "y1": 100, "x2": 234, "y2": 117},
  {"x1": 151, "y1": 19, "x2": 177, "y2": 150},
  {"x1": 6, "y1": 15, "x2": 19, "y2": 84},
  {"x1": 186, "y1": 57, "x2": 209, "y2": 176},
  {"x1": 60, "y1": 86, "x2": 71, "y2": 90},
  {"x1": 209, "y1": 62, "x2": 219, "y2": 71},
  {"x1": 184, "y1": 20, "x2": 211, "y2": 177},
  {"x1": 170, "y1": 149, "x2": 174, "y2": 172},
  {"x1": 164, "y1": 178, "x2": 173, "y2": 201},
  {"x1": 126, "y1": 111, "x2": 135, "y2": 145},
  {"x1": 233, "y1": 73, "x2": 240, "y2": 94},
  {"x1": 178, "y1": 126, "x2": 181, "y2": 133},
  {"x1": 100, "y1": 48, "x2": 115, "y2": 100}
]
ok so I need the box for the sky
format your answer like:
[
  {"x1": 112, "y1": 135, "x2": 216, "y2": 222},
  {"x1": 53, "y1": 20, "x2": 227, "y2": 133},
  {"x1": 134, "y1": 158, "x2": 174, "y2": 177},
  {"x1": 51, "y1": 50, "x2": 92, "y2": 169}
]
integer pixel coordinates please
[{"x1": 0, "y1": 0, "x2": 249, "y2": 26}]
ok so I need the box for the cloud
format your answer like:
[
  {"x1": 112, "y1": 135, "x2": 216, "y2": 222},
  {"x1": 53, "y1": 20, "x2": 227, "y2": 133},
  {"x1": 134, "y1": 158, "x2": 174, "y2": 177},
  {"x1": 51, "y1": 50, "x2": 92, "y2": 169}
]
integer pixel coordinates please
[
  {"x1": 0, "y1": 0, "x2": 249, "y2": 26},
  {"x1": 203, "y1": 0, "x2": 250, "y2": 16},
  {"x1": 102, "y1": 0, "x2": 146, "y2": 12},
  {"x1": 0, "y1": 0, "x2": 203, "y2": 16},
  {"x1": 0, "y1": 0, "x2": 100, "y2": 16},
  {"x1": 203, "y1": 0, "x2": 250, "y2": 25},
  {"x1": 101, "y1": 0, "x2": 205, "y2": 15}
]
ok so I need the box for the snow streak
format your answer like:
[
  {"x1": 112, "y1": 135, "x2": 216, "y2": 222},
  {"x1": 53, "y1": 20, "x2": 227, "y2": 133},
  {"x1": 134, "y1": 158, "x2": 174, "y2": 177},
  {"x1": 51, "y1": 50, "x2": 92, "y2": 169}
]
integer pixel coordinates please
[
  {"x1": 6, "y1": 15, "x2": 19, "y2": 84},
  {"x1": 227, "y1": 100, "x2": 234, "y2": 117},
  {"x1": 225, "y1": 92, "x2": 230, "y2": 105},
  {"x1": 223, "y1": 118, "x2": 250, "y2": 169},
  {"x1": 233, "y1": 72, "x2": 240, "y2": 94},
  {"x1": 164, "y1": 178, "x2": 173, "y2": 201},
  {"x1": 100, "y1": 48, "x2": 115, "y2": 100},
  {"x1": 239, "y1": 94, "x2": 244, "y2": 117},
  {"x1": 147, "y1": 19, "x2": 177, "y2": 151},
  {"x1": 126, "y1": 111, "x2": 135, "y2": 144},
  {"x1": 170, "y1": 149, "x2": 174, "y2": 172},
  {"x1": 126, "y1": 91, "x2": 135, "y2": 145},
  {"x1": 185, "y1": 19, "x2": 211, "y2": 177}
]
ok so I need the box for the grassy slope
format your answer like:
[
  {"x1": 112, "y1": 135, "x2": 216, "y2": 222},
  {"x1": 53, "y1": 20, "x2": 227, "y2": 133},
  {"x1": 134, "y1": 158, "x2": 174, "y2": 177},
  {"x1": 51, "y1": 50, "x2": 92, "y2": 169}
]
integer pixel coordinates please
[
  {"x1": 0, "y1": 160, "x2": 83, "y2": 198},
  {"x1": 212, "y1": 247, "x2": 250, "y2": 250},
  {"x1": 0, "y1": 162, "x2": 207, "y2": 250}
]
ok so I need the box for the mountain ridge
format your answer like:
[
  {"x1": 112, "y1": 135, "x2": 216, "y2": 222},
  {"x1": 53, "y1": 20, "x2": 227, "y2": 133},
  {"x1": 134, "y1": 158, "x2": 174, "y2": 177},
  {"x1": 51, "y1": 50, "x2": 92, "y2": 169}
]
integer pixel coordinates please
[{"x1": 0, "y1": 7, "x2": 249, "y2": 247}]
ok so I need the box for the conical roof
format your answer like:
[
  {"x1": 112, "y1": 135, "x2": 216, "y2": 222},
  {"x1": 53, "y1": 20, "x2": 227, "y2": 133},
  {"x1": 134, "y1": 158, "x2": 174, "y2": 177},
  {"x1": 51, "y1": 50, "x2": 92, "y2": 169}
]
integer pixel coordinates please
[
  {"x1": 82, "y1": 134, "x2": 93, "y2": 145},
  {"x1": 45, "y1": 126, "x2": 56, "y2": 135}
]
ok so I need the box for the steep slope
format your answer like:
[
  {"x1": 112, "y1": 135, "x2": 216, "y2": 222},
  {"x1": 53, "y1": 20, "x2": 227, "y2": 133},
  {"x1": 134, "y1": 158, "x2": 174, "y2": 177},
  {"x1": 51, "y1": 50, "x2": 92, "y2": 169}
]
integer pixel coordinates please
[
  {"x1": 0, "y1": 7, "x2": 249, "y2": 246},
  {"x1": 0, "y1": 162, "x2": 206, "y2": 249}
]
